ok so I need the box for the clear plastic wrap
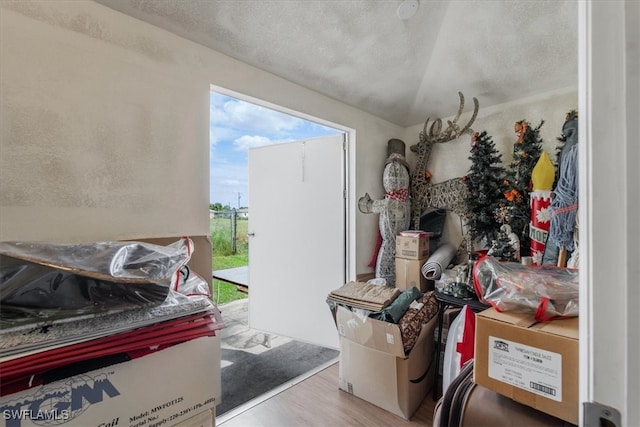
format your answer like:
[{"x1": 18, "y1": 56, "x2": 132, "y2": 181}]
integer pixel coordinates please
[
  {"x1": 0, "y1": 238, "x2": 193, "y2": 326},
  {"x1": 473, "y1": 255, "x2": 579, "y2": 321},
  {"x1": 1, "y1": 269, "x2": 219, "y2": 357}
]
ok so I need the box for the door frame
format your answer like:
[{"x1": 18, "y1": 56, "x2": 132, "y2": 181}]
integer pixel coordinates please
[
  {"x1": 210, "y1": 84, "x2": 357, "y2": 283},
  {"x1": 579, "y1": 1, "x2": 639, "y2": 425}
]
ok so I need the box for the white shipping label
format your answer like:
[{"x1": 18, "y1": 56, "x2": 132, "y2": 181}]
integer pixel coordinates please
[{"x1": 488, "y1": 336, "x2": 562, "y2": 402}]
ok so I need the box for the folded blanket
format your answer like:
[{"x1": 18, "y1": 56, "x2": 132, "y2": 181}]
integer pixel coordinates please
[
  {"x1": 422, "y1": 243, "x2": 457, "y2": 280},
  {"x1": 327, "y1": 281, "x2": 400, "y2": 311},
  {"x1": 398, "y1": 291, "x2": 439, "y2": 354},
  {"x1": 371, "y1": 287, "x2": 423, "y2": 323}
]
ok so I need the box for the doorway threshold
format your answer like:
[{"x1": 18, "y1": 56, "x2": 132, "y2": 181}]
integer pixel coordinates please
[
  {"x1": 216, "y1": 298, "x2": 340, "y2": 419},
  {"x1": 217, "y1": 358, "x2": 338, "y2": 425}
]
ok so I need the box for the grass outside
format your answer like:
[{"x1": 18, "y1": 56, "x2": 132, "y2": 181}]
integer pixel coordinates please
[{"x1": 211, "y1": 215, "x2": 249, "y2": 305}]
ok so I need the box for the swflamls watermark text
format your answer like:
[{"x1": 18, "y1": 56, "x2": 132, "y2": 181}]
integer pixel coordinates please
[{"x1": 2, "y1": 409, "x2": 71, "y2": 421}]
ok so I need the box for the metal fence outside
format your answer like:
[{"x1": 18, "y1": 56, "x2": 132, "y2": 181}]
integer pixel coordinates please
[{"x1": 210, "y1": 209, "x2": 249, "y2": 255}]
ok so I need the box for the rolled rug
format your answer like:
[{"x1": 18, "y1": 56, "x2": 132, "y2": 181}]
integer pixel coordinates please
[{"x1": 421, "y1": 243, "x2": 457, "y2": 280}]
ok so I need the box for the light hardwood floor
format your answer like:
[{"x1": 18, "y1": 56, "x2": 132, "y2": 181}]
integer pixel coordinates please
[{"x1": 219, "y1": 362, "x2": 437, "y2": 427}]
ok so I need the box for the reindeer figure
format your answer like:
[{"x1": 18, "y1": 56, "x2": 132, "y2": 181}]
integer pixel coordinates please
[{"x1": 410, "y1": 92, "x2": 479, "y2": 253}]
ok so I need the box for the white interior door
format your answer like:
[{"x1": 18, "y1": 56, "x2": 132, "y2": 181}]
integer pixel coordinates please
[{"x1": 248, "y1": 134, "x2": 345, "y2": 349}]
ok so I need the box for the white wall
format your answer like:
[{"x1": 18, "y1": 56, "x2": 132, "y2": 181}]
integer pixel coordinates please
[
  {"x1": 0, "y1": 1, "x2": 402, "y2": 276},
  {"x1": 401, "y1": 88, "x2": 578, "y2": 250}
]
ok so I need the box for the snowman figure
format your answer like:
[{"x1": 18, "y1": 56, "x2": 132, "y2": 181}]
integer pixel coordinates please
[
  {"x1": 358, "y1": 139, "x2": 411, "y2": 286},
  {"x1": 501, "y1": 223, "x2": 521, "y2": 261}
]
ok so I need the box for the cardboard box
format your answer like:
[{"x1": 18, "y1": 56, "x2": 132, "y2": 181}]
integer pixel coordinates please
[
  {"x1": 395, "y1": 258, "x2": 429, "y2": 292},
  {"x1": 335, "y1": 306, "x2": 436, "y2": 419},
  {"x1": 0, "y1": 336, "x2": 221, "y2": 427},
  {"x1": 395, "y1": 235, "x2": 429, "y2": 260},
  {"x1": 474, "y1": 308, "x2": 579, "y2": 425}
]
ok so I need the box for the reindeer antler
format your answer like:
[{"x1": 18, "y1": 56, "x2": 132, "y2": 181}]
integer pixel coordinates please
[{"x1": 419, "y1": 92, "x2": 479, "y2": 144}]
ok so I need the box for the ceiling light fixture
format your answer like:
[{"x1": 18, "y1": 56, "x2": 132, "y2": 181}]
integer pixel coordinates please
[{"x1": 397, "y1": 0, "x2": 419, "y2": 20}]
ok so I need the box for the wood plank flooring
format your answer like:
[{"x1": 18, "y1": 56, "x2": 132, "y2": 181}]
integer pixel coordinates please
[{"x1": 219, "y1": 362, "x2": 437, "y2": 426}]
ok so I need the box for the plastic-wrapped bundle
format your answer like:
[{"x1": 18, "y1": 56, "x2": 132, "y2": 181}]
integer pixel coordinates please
[
  {"x1": 472, "y1": 255, "x2": 579, "y2": 321},
  {"x1": 0, "y1": 238, "x2": 193, "y2": 326}
]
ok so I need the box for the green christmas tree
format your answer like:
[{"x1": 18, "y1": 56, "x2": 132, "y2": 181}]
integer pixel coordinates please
[
  {"x1": 498, "y1": 119, "x2": 544, "y2": 255},
  {"x1": 463, "y1": 131, "x2": 507, "y2": 246}
]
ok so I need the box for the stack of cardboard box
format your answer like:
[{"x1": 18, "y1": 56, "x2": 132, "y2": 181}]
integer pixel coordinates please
[
  {"x1": 0, "y1": 238, "x2": 223, "y2": 427},
  {"x1": 395, "y1": 231, "x2": 431, "y2": 291}
]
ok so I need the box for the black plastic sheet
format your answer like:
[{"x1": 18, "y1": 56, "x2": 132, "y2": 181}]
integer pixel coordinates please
[{"x1": 0, "y1": 239, "x2": 192, "y2": 327}]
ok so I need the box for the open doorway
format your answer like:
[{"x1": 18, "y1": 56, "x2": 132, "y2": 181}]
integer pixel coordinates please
[
  {"x1": 209, "y1": 87, "x2": 347, "y2": 419},
  {"x1": 209, "y1": 89, "x2": 342, "y2": 306}
]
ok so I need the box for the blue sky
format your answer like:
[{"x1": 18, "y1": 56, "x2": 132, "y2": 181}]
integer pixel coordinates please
[{"x1": 209, "y1": 91, "x2": 341, "y2": 208}]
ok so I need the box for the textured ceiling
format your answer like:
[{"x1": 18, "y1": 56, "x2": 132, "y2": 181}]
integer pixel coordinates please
[{"x1": 95, "y1": 0, "x2": 578, "y2": 127}]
